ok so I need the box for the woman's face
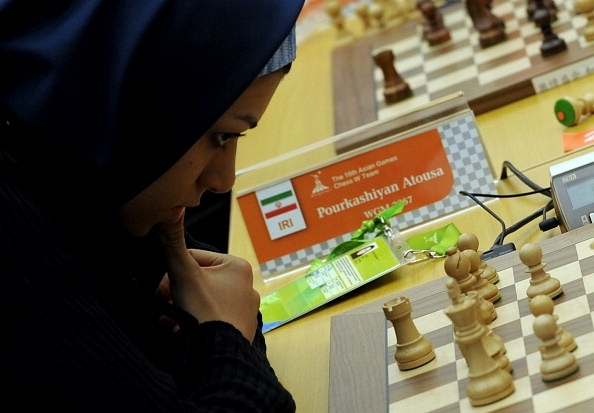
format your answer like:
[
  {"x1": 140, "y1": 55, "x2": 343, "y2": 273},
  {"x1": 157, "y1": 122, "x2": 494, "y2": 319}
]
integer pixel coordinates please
[{"x1": 119, "y1": 69, "x2": 285, "y2": 237}]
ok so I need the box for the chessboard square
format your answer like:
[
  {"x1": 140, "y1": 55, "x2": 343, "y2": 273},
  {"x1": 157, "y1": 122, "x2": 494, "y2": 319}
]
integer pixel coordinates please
[
  {"x1": 549, "y1": 260, "x2": 583, "y2": 284},
  {"x1": 506, "y1": 338, "x2": 528, "y2": 374},
  {"x1": 442, "y1": 6, "x2": 466, "y2": 26},
  {"x1": 455, "y1": 356, "x2": 469, "y2": 380},
  {"x1": 504, "y1": 336, "x2": 529, "y2": 363},
  {"x1": 522, "y1": 15, "x2": 544, "y2": 35},
  {"x1": 493, "y1": 318, "x2": 525, "y2": 349},
  {"x1": 498, "y1": 283, "x2": 519, "y2": 305},
  {"x1": 377, "y1": 94, "x2": 431, "y2": 121},
  {"x1": 478, "y1": 57, "x2": 531, "y2": 85},
  {"x1": 474, "y1": 37, "x2": 526, "y2": 65},
  {"x1": 491, "y1": 0, "x2": 516, "y2": 16},
  {"x1": 424, "y1": 46, "x2": 474, "y2": 74},
  {"x1": 557, "y1": 27, "x2": 579, "y2": 44},
  {"x1": 514, "y1": 277, "x2": 531, "y2": 302},
  {"x1": 389, "y1": 381, "x2": 459, "y2": 413},
  {"x1": 531, "y1": 354, "x2": 594, "y2": 412},
  {"x1": 415, "y1": 307, "x2": 453, "y2": 335},
  {"x1": 520, "y1": 311, "x2": 536, "y2": 340},
  {"x1": 458, "y1": 376, "x2": 533, "y2": 413},
  {"x1": 388, "y1": 53, "x2": 424, "y2": 75},
  {"x1": 371, "y1": 35, "x2": 417, "y2": 57},
  {"x1": 448, "y1": 26, "x2": 474, "y2": 45},
  {"x1": 427, "y1": 66, "x2": 478, "y2": 94},
  {"x1": 401, "y1": 73, "x2": 428, "y2": 91},
  {"x1": 503, "y1": 18, "x2": 521, "y2": 35},
  {"x1": 525, "y1": 349, "x2": 543, "y2": 377},
  {"x1": 577, "y1": 255, "x2": 594, "y2": 280},
  {"x1": 583, "y1": 272, "x2": 594, "y2": 294},
  {"x1": 555, "y1": 8, "x2": 574, "y2": 23},
  {"x1": 527, "y1": 329, "x2": 594, "y2": 385},
  {"x1": 496, "y1": 267, "x2": 516, "y2": 289},
  {"x1": 388, "y1": 341, "x2": 456, "y2": 381},
  {"x1": 571, "y1": 15, "x2": 587, "y2": 31},
  {"x1": 511, "y1": 1, "x2": 529, "y2": 20},
  {"x1": 492, "y1": 301, "x2": 521, "y2": 329},
  {"x1": 575, "y1": 238, "x2": 594, "y2": 260},
  {"x1": 572, "y1": 328, "x2": 594, "y2": 359},
  {"x1": 551, "y1": 295, "x2": 590, "y2": 326},
  {"x1": 520, "y1": 23, "x2": 542, "y2": 42}
]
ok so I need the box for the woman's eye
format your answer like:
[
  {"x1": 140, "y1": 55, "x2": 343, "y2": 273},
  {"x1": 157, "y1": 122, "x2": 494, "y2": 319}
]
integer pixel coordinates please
[{"x1": 214, "y1": 132, "x2": 245, "y2": 148}]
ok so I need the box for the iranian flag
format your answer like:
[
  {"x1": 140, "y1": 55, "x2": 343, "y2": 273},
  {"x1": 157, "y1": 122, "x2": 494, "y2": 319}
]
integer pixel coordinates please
[{"x1": 256, "y1": 180, "x2": 307, "y2": 240}]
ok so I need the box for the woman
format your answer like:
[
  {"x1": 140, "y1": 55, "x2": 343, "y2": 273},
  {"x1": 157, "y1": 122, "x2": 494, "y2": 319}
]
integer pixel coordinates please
[{"x1": 0, "y1": 0, "x2": 304, "y2": 411}]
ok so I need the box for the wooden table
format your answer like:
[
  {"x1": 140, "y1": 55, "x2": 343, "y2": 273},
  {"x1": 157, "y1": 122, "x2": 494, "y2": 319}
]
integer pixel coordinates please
[{"x1": 229, "y1": 24, "x2": 594, "y2": 413}]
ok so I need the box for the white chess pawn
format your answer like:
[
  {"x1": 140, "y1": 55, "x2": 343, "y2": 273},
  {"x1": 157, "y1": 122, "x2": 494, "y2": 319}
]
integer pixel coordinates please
[
  {"x1": 462, "y1": 249, "x2": 501, "y2": 303},
  {"x1": 530, "y1": 294, "x2": 577, "y2": 352},
  {"x1": 325, "y1": 0, "x2": 353, "y2": 42},
  {"x1": 533, "y1": 314, "x2": 579, "y2": 381},
  {"x1": 445, "y1": 247, "x2": 496, "y2": 323},
  {"x1": 457, "y1": 232, "x2": 499, "y2": 284},
  {"x1": 519, "y1": 243, "x2": 563, "y2": 300},
  {"x1": 355, "y1": 2, "x2": 374, "y2": 33}
]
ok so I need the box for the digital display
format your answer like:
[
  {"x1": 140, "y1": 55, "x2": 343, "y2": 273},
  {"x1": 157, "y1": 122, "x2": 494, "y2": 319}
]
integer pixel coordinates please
[{"x1": 566, "y1": 178, "x2": 594, "y2": 210}]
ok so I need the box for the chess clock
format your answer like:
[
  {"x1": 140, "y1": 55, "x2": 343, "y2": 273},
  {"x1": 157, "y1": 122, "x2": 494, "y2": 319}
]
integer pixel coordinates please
[{"x1": 550, "y1": 150, "x2": 594, "y2": 232}]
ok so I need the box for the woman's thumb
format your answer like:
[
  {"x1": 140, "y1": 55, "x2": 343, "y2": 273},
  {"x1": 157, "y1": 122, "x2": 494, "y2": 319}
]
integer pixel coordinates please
[{"x1": 158, "y1": 208, "x2": 187, "y2": 262}]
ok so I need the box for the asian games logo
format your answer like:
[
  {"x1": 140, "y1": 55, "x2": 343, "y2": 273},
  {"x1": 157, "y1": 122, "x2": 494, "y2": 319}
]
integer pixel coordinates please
[{"x1": 311, "y1": 171, "x2": 330, "y2": 196}]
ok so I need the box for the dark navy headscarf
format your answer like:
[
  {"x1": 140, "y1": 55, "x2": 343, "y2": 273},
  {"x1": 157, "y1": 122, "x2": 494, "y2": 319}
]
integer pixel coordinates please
[
  {"x1": 0, "y1": 0, "x2": 303, "y2": 206},
  {"x1": 0, "y1": 1, "x2": 304, "y2": 346}
]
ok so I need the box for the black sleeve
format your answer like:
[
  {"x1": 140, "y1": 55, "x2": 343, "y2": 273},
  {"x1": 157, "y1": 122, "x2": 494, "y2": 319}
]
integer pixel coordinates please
[{"x1": 0, "y1": 153, "x2": 295, "y2": 412}]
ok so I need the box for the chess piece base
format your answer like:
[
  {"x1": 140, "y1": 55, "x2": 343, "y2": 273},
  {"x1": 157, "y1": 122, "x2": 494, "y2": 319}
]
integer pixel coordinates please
[
  {"x1": 541, "y1": 354, "x2": 579, "y2": 381},
  {"x1": 395, "y1": 340, "x2": 436, "y2": 370},
  {"x1": 541, "y1": 38, "x2": 567, "y2": 57}
]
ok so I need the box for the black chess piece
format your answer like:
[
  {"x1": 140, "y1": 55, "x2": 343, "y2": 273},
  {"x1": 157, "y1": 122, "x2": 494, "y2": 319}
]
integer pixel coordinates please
[
  {"x1": 373, "y1": 49, "x2": 413, "y2": 103},
  {"x1": 417, "y1": 0, "x2": 451, "y2": 45},
  {"x1": 533, "y1": 0, "x2": 566, "y2": 56},
  {"x1": 465, "y1": 0, "x2": 507, "y2": 48}
]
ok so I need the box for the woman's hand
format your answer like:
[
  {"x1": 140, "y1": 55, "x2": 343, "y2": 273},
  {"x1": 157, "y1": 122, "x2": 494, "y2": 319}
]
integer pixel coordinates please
[{"x1": 158, "y1": 212, "x2": 260, "y2": 342}]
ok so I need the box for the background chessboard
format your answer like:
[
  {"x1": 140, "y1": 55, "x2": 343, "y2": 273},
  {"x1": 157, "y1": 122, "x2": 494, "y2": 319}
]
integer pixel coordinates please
[
  {"x1": 332, "y1": 0, "x2": 594, "y2": 133},
  {"x1": 329, "y1": 225, "x2": 594, "y2": 412}
]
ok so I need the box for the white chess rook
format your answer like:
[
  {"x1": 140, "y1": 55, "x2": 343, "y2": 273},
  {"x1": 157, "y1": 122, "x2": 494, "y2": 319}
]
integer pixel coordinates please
[{"x1": 383, "y1": 296, "x2": 436, "y2": 370}]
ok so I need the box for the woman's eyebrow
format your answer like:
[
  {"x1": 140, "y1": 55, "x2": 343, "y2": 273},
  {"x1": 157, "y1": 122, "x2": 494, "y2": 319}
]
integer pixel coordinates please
[{"x1": 235, "y1": 114, "x2": 258, "y2": 129}]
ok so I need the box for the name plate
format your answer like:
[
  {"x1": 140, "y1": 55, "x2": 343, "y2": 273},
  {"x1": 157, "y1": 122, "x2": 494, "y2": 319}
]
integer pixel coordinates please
[{"x1": 235, "y1": 93, "x2": 496, "y2": 279}]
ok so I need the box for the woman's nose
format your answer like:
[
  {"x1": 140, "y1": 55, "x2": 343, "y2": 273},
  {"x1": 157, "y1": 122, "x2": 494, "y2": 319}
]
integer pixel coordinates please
[{"x1": 204, "y1": 143, "x2": 237, "y2": 194}]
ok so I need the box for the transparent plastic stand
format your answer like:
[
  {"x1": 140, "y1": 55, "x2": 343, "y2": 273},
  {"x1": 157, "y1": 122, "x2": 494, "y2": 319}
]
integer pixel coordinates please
[{"x1": 234, "y1": 92, "x2": 496, "y2": 282}]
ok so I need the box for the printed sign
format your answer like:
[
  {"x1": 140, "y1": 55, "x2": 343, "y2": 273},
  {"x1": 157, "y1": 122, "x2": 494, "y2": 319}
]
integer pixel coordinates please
[{"x1": 237, "y1": 128, "x2": 453, "y2": 264}]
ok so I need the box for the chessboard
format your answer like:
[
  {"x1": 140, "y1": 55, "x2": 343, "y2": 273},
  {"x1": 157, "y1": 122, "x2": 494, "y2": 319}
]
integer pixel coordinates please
[
  {"x1": 329, "y1": 225, "x2": 594, "y2": 413},
  {"x1": 332, "y1": 0, "x2": 594, "y2": 133}
]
